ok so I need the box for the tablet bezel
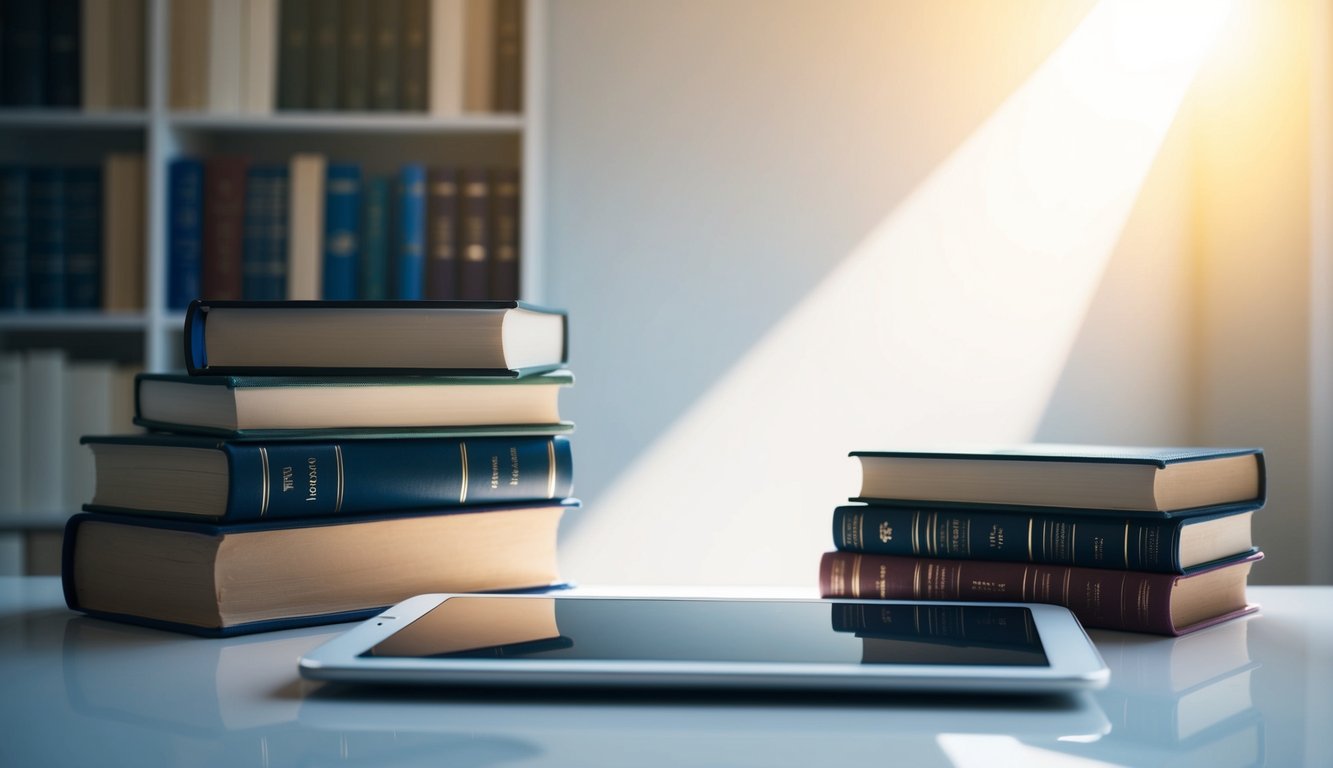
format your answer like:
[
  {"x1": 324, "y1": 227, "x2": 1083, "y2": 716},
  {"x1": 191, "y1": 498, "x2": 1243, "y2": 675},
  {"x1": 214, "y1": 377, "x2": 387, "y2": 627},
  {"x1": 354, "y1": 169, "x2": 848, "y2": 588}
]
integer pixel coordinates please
[{"x1": 298, "y1": 594, "x2": 1109, "y2": 694}]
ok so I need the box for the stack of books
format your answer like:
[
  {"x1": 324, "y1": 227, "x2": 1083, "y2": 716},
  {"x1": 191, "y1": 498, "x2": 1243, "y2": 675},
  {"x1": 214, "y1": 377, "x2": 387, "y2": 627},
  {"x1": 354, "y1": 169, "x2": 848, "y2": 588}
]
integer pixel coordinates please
[
  {"x1": 819, "y1": 446, "x2": 1266, "y2": 635},
  {"x1": 62, "y1": 299, "x2": 574, "y2": 636}
]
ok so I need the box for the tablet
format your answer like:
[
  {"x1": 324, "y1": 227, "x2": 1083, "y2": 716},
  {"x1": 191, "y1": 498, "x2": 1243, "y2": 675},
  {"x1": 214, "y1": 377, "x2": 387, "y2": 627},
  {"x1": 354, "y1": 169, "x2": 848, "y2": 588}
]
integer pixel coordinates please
[{"x1": 299, "y1": 594, "x2": 1108, "y2": 694}]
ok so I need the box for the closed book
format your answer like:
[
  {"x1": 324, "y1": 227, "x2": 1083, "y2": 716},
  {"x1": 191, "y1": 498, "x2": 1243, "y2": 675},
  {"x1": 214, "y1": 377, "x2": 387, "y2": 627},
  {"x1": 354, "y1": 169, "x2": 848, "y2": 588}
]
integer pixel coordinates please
[
  {"x1": 852, "y1": 446, "x2": 1266, "y2": 513},
  {"x1": 63, "y1": 501, "x2": 574, "y2": 636},
  {"x1": 65, "y1": 361, "x2": 116, "y2": 512},
  {"x1": 276, "y1": 0, "x2": 310, "y2": 109},
  {"x1": 394, "y1": 164, "x2": 427, "y2": 299},
  {"x1": 243, "y1": 0, "x2": 278, "y2": 113},
  {"x1": 168, "y1": 0, "x2": 210, "y2": 110},
  {"x1": 46, "y1": 0, "x2": 81, "y2": 107},
  {"x1": 461, "y1": 0, "x2": 494, "y2": 112},
  {"x1": 0, "y1": 168, "x2": 28, "y2": 309},
  {"x1": 2, "y1": 0, "x2": 46, "y2": 107},
  {"x1": 458, "y1": 167, "x2": 490, "y2": 299},
  {"x1": 207, "y1": 0, "x2": 244, "y2": 112},
  {"x1": 134, "y1": 368, "x2": 572, "y2": 435},
  {"x1": 241, "y1": 165, "x2": 289, "y2": 300},
  {"x1": 202, "y1": 156, "x2": 250, "y2": 301},
  {"x1": 286, "y1": 153, "x2": 325, "y2": 299},
  {"x1": 831, "y1": 503, "x2": 1258, "y2": 573},
  {"x1": 167, "y1": 158, "x2": 205, "y2": 310},
  {"x1": 63, "y1": 166, "x2": 102, "y2": 309},
  {"x1": 493, "y1": 0, "x2": 521, "y2": 112},
  {"x1": 358, "y1": 175, "x2": 390, "y2": 299},
  {"x1": 818, "y1": 550, "x2": 1263, "y2": 636},
  {"x1": 101, "y1": 153, "x2": 145, "y2": 310},
  {"x1": 0, "y1": 354, "x2": 22, "y2": 515},
  {"x1": 339, "y1": 0, "x2": 371, "y2": 110},
  {"x1": 22, "y1": 349, "x2": 66, "y2": 517},
  {"x1": 107, "y1": 0, "x2": 146, "y2": 108},
  {"x1": 490, "y1": 167, "x2": 519, "y2": 298},
  {"x1": 184, "y1": 299, "x2": 568, "y2": 376},
  {"x1": 428, "y1": 0, "x2": 465, "y2": 116},
  {"x1": 322, "y1": 163, "x2": 361, "y2": 299},
  {"x1": 425, "y1": 167, "x2": 459, "y2": 299},
  {"x1": 81, "y1": 0, "x2": 114, "y2": 110},
  {"x1": 399, "y1": 0, "x2": 428, "y2": 111},
  {"x1": 308, "y1": 0, "x2": 340, "y2": 110},
  {"x1": 26, "y1": 168, "x2": 67, "y2": 310},
  {"x1": 82, "y1": 432, "x2": 574, "y2": 521},
  {"x1": 369, "y1": 0, "x2": 400, "y2": 109}
]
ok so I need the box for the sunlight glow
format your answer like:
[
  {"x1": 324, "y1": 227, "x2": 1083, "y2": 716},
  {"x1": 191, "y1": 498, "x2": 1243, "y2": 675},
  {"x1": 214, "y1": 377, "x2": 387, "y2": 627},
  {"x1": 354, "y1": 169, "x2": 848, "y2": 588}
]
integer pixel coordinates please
[{"x1": 565, "y1": 0, "x2": 1234, "y2": 584}]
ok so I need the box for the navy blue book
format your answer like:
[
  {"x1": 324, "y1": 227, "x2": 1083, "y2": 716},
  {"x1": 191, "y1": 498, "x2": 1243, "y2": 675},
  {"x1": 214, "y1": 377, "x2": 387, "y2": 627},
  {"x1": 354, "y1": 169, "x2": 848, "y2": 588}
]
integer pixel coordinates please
[
  {"x1": 167, "y1": 158, "x2": 204, "y2": 310},
  {"x1": 2, "y1": 0, "x2": 47, "y2": 106},
  {"x1": 322, "y1": 163, "x2": 361, "y2": 299},
  {"x1": 241, "y1": 165, "x2": 289, "y2": 300},
  {"x1": 46, "y1": 0, "x2": 80, "y2": 107},
  {"x1": 394, "y1": 164, "x2": 426, "y2": 299},
  {"x1": 0, "y1": 168, "x2": 28, "y2": 309},
  {"x1": 63, "y1": 500, "x2": 575, "y2": 637},
  {"x1": 853, "y1": 445, "x2": 1266, "y2": 514},
  {"x1": 26, "y1": 168, "x2": 65, "y2": 309},
  {"x1": 832, "y1": 502, "x2": 1259, "y2": 574},
  {"x1": 63, "y1": 167, "x2": 101, "y2": 309},
  {"x1": 359, "y1": 174, "x2": 390, "y2": 299}
]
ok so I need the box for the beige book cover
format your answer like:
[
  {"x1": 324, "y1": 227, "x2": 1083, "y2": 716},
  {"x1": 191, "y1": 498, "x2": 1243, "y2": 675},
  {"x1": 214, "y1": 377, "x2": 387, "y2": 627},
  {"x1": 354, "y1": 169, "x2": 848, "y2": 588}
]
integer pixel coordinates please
[
  {"x1": 463, "y1": 0, "x2": 496, "y2": 112},
  {"x1": 287, "y1": 154, "x2": 327, "y2": 300},
  {"x1": 102, "y1": 154, "x2": 146, "y2": 310}
]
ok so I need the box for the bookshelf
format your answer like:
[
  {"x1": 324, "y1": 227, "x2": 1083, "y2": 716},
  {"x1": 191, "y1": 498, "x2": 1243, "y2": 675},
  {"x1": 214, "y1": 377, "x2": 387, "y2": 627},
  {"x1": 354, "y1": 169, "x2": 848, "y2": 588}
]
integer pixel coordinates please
[{"x1": 0, "y1": 0, "x2": 545, "y2": 567}]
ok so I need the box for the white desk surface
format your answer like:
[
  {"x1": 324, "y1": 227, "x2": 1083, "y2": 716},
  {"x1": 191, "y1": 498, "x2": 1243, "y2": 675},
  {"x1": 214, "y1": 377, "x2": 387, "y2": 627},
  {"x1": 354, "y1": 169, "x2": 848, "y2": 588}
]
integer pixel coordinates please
[{"x1": 0, "y1": 578, "x2": 1328, "y2": 767}]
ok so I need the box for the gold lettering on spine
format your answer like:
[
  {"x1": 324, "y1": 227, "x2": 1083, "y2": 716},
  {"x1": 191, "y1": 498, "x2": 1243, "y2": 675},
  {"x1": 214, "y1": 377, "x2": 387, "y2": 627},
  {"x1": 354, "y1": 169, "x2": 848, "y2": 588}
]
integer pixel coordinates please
[
  {"x1": 546, "y1": 440, "x2": 557, "y2": 498},
  {"x1": 459, "y1": 443, "x2": 470, "y2": 503},
  {"x1": 851, "y1": 555, "x2": 862, "y2": 598},
  {"x1": 912, "y1": 510, "x2": 921, "y2": 555},
  {"x1": 333, "y1": 445, "x2": 345, "y2": 514},
  {"x1": 1027, "y1": 519, "x2": 1034, "y2": 561},
  {"x1": 1124, "y1": 524, "x2": 1130, "y2": 569},
  {"x1": 259, "y1": 447, "x2": 270, "y2": 517},
  {"x1": 913, "y1": 562, "x2": 922, "y2": 597}
]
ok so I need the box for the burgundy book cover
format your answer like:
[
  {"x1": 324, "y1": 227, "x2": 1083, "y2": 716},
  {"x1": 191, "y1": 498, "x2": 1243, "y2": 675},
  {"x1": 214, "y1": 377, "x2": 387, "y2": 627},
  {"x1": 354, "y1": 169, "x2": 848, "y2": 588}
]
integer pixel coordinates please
[
  {"x1": 458, "y1": 168, "x2": 490, "y2": 300},
  {"x1": 201, "y1": 157, "x2": 249, "y2": 301},
  {"x1": 425, "y1": 167, "x2": 458, "y2": 299},
  {"x1": 818, "y1": 550, "x2": 1262, "y2": 636}
]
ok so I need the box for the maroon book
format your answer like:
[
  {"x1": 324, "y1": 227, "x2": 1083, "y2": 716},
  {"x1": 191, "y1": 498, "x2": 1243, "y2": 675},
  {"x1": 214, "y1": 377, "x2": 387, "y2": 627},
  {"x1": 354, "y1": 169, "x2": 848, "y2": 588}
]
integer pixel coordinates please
[
  {"x1": 424, "y1": 167, "x2": 458, "y2": 300},
  {"x1": 458, "y1": 168, "x2": 490, "y2": 300},
  {"x1": 818, "y1": 550, "x2": 1262, "y2": 636},
  {"x1": 200, "y1": 157, "x2": 249, "y2": 301}
]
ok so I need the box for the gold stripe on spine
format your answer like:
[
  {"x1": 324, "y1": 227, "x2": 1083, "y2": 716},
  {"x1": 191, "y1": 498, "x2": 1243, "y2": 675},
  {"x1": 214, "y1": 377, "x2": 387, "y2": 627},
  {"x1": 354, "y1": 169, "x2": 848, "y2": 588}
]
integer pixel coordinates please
[
  {"x1": 965, "y1": 518, "x2": 972, "y2": 557},
  {"x1": 1123, "y1": 523, "x2": 1130, "y2": 569},
  {"x1": 1063, "y1": 569, "x2": 1072, "y2": 601},
  {"x1": 334, "y1": 445, "x2": 345, "y2": 514},
  {"x1": 1119, "y1": 573, "x2": 1128, "y2": 625},
  {"x1": 912, "y1": 510, "x2": 921, "y2": 555},
  {"x1": 546, "y1": 439, "x2": 557, "y2": 498},
  {"x1": 1028, "y1": 519, "x2": 1034, "y2": 561},
  {"x1": 459, "y1": 443, "x2": 469, "y2": 504},
  {"x1": 259, "y1": 447, "x2": 270, "y2": 517},
  {"x1": 913, "y1": 562, "x2": 922, "y2": 597},
  {"x1": 1022, "y1": 567, "x2": 1031, "y2": 601},
  {"x1": 851, "y1": 555, "x2": 862, "y2": 598},
  {"x1": 1071, "y1": 523, "x2": 1077, "y2": 565}
]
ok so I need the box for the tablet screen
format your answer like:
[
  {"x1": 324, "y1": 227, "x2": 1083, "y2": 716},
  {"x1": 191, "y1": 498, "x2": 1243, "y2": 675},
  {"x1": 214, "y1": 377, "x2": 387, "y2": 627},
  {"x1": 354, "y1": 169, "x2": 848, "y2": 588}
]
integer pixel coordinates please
[{"x1": 362, "y1": 598, "x2": 1050, "y2": 667}]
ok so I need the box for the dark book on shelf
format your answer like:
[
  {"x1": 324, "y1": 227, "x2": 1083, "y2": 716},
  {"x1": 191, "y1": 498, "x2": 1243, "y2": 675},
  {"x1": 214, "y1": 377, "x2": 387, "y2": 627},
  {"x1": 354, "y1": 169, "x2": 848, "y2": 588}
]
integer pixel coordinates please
[
  {"x1": 202, "y1": 156, "x2": 250, "y2": 301},
  {"x1": 183, "y1": 299, "x2": 569, "y2": 376},
  {"x1": 0, "y1": 168, "x2": 28, "y2": 309},
  {"x1": 852, "y1": 445, "x2": 1266, "y2": 513},
  {"x1": 339, "y1": 0, "x2": 371, "y2": 110},
  {"x1": 309, "y1": 0, "x2": 341, "y2": 110},
  {"x1": 134, "y1": 368, "x2": 573, "y2": 436},
  {"x1": 819, "y1": 550, "x2": 1263, "y2": 636},
  {"x1": 394, "y1": 163, "x2": 427, "y2": 299},
  {"x1": 241, "y1": 165, "x2": 290, "y2": 301},
  {"x1": 26, "y1": 168, "x2": 66, "y2": 309},
  {"x1": 370, "y1": 0, "x2": 401, "y2": 110},
  {"x1": 426, "y1": 167, "x2": 459, "y2": 299},
  {"x1": 82, "y1": 432, "x2": 574, "y2": 522},
  {"x1": 2, "y1": 0, "x2": 47, "y2": 107},
  {"x1": 400, "y1": 0, "x2": 429, "y2": 111},
  {"x1": 63, "y1": 500, "x2": 575, "y2": 636},
  {"x1": 494, "y1": 0, "x2": 523, "y2": 112},
  {"x1": 322, "y1": 163, "x2": 361, "y2": 300},
  {"x1": 359, "y1": 175, "x2": 390, "y2": 299},
  {"x1": 63, "y1": 167, "x2": 102, "y2": 309},
  {"x1": 167, "y1": 158, "x2": 205, "y2": 310},
  {"x1": 831, "y1": 502, "x2": 1258, "y2": 573},
  {"x1": 491, "y1": 167, "x2": 520, "y2": 298},
  {"x1": 277, "y1": 0, "x2": 311, "y2": 110},
  {"x1": 459, "y1": 168, "x2": 491, "y2": 299},
  {"x1": 46, "y1": 0, "x2": 81, "y2": 107}
]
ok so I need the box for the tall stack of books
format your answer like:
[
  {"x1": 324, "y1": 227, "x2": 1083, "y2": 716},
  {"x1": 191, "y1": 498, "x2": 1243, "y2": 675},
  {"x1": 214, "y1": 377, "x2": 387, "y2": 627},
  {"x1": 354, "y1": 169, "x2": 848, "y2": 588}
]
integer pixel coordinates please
[
  {"x1": 819, "y1": 446, "x2": 1266, "y2": 636},
  {"x1": 63, "y1": 299, "x2": 574, "y2": 636}
]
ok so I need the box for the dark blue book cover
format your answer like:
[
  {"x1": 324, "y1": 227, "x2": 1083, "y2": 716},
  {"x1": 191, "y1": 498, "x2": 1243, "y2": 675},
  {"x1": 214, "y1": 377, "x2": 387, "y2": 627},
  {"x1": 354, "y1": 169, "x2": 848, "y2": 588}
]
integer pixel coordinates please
[
  {"x1": 359, "y1": 175, "x2": 390, "y2": 299},
  {"x1": 2, "y1": 0, "x2": 47, "y2": 106},
  {"x1": 26, "y1": 168, "x2": 65, "y2": 309},
  {"x1": 63, "y1": 167, "x2": 101, "y2": 309},
  {"x1": 322, "y1": 163, "x2": 361, "y2": 300},
  {"x1": 241, "y1": 165, "x2": 290, "y2": 301},
  {"x1": 167, "y1": 158, "x2": 204, "y2": 310},
  {"x1": 46, "y1": 0, "x2": 80, "y2": 107},
  {"x1": 0, "y1": 168, "x2": 28, "y2": 309},
  {"x1": 394, "y1": 164, "x2": 426, "y2": 299}
]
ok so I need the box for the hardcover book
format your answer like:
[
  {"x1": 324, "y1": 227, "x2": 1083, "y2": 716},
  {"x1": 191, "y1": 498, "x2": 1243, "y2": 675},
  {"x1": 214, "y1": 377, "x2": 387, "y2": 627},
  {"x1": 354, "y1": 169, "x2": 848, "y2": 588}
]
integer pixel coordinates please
[
  {"x1": 183, "y1": 299, "x2": 568, "y2": 376},
  {"x1": 167, "y1": 158, "x2": 205, "y2": 309},
  {"x1": 359, "y1": 175, "x2": 390, "y2": 299},
  {"x1": 370, "y1": 0, "x2": 401, "y2": 110},
  {"x1": 339, "y1": 0, "x2": 371, "y2": 110},
  {"x1": 277, "y1": 0, "x2": 311, "y2": 110},
  {"x1": 395, "y1": 164, "x2": 427, "y2": 299},
  {"x1": 852, "y1": 445, "x2": 1265, "y2": 513},
  {"x1": 241, "y1": 165, "x2": 290, "y2": 300},
  {"x1": 425, "y1": 167, "x2": 459, "y2": 299},
  {"x1": 63, "y1": 501, "x2": 575, "y2": 636},
  {"x1": 63, "y1": 167, "x2": 102, "y2": 310},
  {"x1": 322, "y1": 163, "x2": 361, "y2": 300},
  {"x1": 26, "y1": 168, "x2": 66, "y2": 309},
  {"x1": 308, "y1": 0, "x2": 340, "y2": 110},
  {"x1": 491, "y1": 168, "x2": 520, "y2": 299},
  {"x1": 0, "y1": 168, "x2": 27, "y2": 309},
  {"x1": 202, "y1": 156, "x2": 250, "y2": 301},
  {"x1": 459, "y1": 168, "x2": 490, "y2": 300}
]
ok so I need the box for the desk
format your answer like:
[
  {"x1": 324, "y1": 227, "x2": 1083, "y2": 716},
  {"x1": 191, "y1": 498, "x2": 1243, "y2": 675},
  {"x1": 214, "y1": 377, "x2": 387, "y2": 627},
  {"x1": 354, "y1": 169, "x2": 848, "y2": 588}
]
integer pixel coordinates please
[{"x1": 0, "y1": 579, "x2": 1328, "y2": 767}]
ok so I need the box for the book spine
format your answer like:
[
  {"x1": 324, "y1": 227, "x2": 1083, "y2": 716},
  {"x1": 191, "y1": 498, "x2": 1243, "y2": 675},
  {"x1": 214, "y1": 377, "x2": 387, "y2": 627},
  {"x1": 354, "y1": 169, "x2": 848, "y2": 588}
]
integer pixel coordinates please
[
  {"x1": 168, "y1": 0, "x2": 209, "y2": 110},
  {"x1": 109, "y1": 0, "x2": 147, "y2": 109},
  {"x1": 493, "y1": 0, "x2": 521, "y2": 112},
  {"x1": 428, "y1": 0, "x2": 465, "y2": 116},
  {"x1": 241, "y1": 166, "x2": 290, "y2": 300},
  {"x1": 219, "y1": 435, "x2": 574, "y2": 521},
  {"x1": 425, "y1": 166, "x2": 459, "y2": 299},
  {"x1": 2, "y1": 0, "x2": 47, "y2": 107},
  {"x1": 490, "y1": 167, "x2": 519, "y2": 298},
  {"x1": 308, "y1": 0, "x2": 340, "y2": 110},
  {"x1": 369, "y1": 0, "x2": 401, "y2": 110},
  {"x1": 167, "y1": 158, "x2": 205, "y2": 310},
  {"x1": 63, "y1": 167, "x2": 102, "y2": 310},
  {"x1": 358, "y1": 175, "x2": 390, "y2": 299},
  {"x1": 46, "y1": 0, "x2": 81, "y2": 107},
  {"x1": 286, "y1": 153, "x2": 325, "y2": 299},
  {"x1": 81, "y1": 0, "x2": 113, "y2": 110},
  {"x1": 459, "y1": 167, "x2": 490, "y2": 299},
  {"x1": 818, "y1": 551, "x2": 1181, "y2": 634},
  {"x1": 832, "y1": 505, "x2": 1188, "y2": 573},
  {"x1": 0, "y1": 168, "x2": 28, "y2": 310},
  {"x1": 400, "y1": 0, "x2": 429, "y2": 111},
  {"x1": 26, "y1": 168, "x2": 66, "y2": 310},
  {"x1": 277, "y1": 0, "x2": 310, "y2": 110},
  {"x1": 322, "y1": 163, "x2": 361, "y2": 300},
  {"x1": 462, "y1": 0, "x2": 494, "y2": 112},
  {"x1": 829, "y1": 602, "x2": 1041, "y2": 647},
  {"x1": 21, "y1": 349, "x2": 65, "y2": 516},
  {"x1": 0, "y1": 354, "x2": 22, "y2": 514},
  {"x1": 339, "y1": 0, "x2": 371, "y2": 110},
  {"x1": 243, "y1": 0, "x2": 278, "y2": 114},
  {"x1": 202, "y1": 157, "x2": 249, "y2": 301},
  {"x1": 207, "y1": 0, "x2": 244, "y2": 112},
  {"x1": 101, "y1": 154, "x2": 145, "y2": 310},
  {"x1": 394, "y1": 164, "x2": 427, "y2": 299}
]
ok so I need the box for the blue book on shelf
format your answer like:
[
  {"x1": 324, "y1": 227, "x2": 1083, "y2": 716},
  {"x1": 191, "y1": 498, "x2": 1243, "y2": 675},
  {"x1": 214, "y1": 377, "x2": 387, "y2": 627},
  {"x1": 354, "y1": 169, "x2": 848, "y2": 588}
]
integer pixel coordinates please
[
  {"x1": 241, "y1": 166, "x2": 289, "y2": 301},
  {"x1": 46, "y1": 0, "x2": 81, "y2": 107},
  {"x1": 0, "y1": 168, "x2": 28, "y2": 309},
  {"x1": 63, "y1": 167, "x2": 102, "y2": 309},
  {"x1": 359, "y1": 175, "x2": 390, "y2": 299},
  {"x1": 26, "y1": 168, "x2": 66, "y2": 309},
  {"x1": 167, "y1": 158, "x2": 204, "y2": 310},
  {"x1": 394, "y1": 164, "x2": 427, "y2": 299},
  {"x1": 322, "y1": 163, "x2": 361, "y2": 300}
]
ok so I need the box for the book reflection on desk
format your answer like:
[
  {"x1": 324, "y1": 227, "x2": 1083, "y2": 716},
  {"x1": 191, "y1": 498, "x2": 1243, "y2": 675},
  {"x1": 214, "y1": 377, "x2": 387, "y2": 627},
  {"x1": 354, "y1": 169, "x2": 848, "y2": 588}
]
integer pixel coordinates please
[
  {"x1": 364, "y1": 596, "x2": 572, "y2": 659},
  {"x1": 830, "y1": 603, "x2": 1050, "y2": 667}
]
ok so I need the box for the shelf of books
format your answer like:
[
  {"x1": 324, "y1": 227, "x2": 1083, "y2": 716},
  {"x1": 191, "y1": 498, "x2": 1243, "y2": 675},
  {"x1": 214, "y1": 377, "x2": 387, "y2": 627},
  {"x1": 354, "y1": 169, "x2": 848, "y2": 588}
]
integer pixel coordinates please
[{"x1": 0, "y1": 0, "x2": 543, "y2": 570}]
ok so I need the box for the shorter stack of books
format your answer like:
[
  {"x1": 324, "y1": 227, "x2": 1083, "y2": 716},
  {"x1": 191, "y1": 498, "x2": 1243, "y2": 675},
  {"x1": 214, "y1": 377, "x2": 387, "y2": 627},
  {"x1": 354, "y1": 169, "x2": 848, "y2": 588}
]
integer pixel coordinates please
[
  {"x1": 819, "y1": 446, "x2": 1265, "y2": 635},
  {"x1": 63, "y1": 299, "x2": 574, "y2": 637}
]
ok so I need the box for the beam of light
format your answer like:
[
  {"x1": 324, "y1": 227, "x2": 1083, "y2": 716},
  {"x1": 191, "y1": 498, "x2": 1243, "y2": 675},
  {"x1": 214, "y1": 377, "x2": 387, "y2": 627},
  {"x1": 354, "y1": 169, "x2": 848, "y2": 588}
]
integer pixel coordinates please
[{"x1": 564, "y1": 0, "x2": 1234, "y2": 585}]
